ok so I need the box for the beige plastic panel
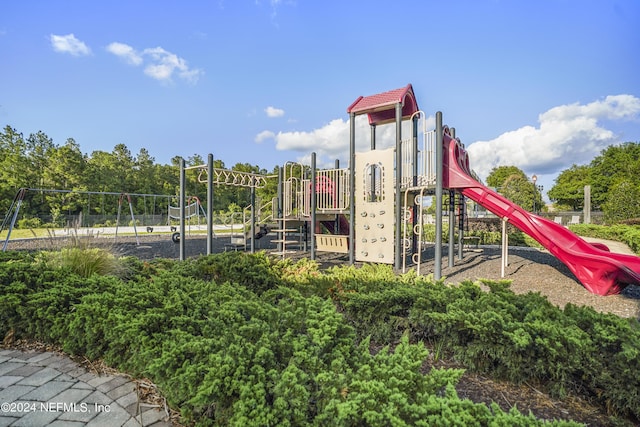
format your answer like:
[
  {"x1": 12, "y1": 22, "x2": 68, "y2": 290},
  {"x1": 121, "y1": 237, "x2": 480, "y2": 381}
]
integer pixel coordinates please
[
  {"x1": 355, "y1": 148, "x2": 395, "y2": 263},
  {"x1": 316, "y1": 235, "x2": 349, "y2": 253}
]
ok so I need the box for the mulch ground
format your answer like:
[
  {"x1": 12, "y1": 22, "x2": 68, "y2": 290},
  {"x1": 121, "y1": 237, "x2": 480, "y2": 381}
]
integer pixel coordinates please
[{"x1": 4, "y1": 233, "x2": 640, "y2": 425}]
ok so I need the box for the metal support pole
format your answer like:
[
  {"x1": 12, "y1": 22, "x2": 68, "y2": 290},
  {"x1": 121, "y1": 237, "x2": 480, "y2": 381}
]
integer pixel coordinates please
[
  {"x1": 458, "y1": 194, "x2": 464, "y2": 260},
  {"x1": 127, "y1": 195, "x2": 140, "y2": 245},
  {"x1": 449, "y1": 125, "x2": 457, "y2": 265},
  {"x1": 435, "y1": 112, "x2": 443, "y2": 280},
  {"x1": 501, "y1": 217, "x2": 509, "y2": 277},
  {"x1": 179, "y1": 158, "x2": 186, "y2": 261},
  {"x1": 349, "y1": 112, "x2": 356, "y2": 265},
  {"x1": 2, "y1": 188, "x2": 26, "y2": 252},
  {"x1": 250, "y1": 185, "x2": 256, "y2": 253},
  {"x1": 310, "y1": 152, "x2": 317, "y2": 260},
  {"x1": 334, "y1": 159, "x2": 341, "y2": 233},
  {"x1": 448, "y1": 189, "x2": 455, "y2": 268},
  {"x1": 207, "y1": 154, "x2": 214, "y2": 255},
  {"x1": 394, "y1": 102, "x2": 402, "y2": 270},
  {"x1": 277, "y1": 166, "x2": 283, "y2": 254},
  {"x1": 115, "y1": 195, "x2": 123, "y2": 241}
]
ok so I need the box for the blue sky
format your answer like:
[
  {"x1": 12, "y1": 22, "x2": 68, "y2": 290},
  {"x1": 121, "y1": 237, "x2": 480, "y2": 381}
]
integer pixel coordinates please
[{"x1": 1, "y1": 0, "x2": 639, "y2": 198}]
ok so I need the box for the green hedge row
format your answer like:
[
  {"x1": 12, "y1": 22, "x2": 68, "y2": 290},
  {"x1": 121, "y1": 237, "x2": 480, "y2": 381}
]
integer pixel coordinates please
[
  {"x1": 424, "y1": 221, "x2": 640, "y2": 253},
  {"x1": 0, "y1": 251, "x2": 581, "y2": 426},
  {"x1": 569, "y1": 224, "x2": 640, "y2": 254},
  {"x1": 314, "y1": 264, "x2": 640, "y2": 422}
]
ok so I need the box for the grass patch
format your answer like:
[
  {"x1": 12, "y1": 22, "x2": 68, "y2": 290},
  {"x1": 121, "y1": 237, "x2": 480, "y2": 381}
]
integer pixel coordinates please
[{"x1": 38, "y1": 247, "x2": 122, "y2": 278}]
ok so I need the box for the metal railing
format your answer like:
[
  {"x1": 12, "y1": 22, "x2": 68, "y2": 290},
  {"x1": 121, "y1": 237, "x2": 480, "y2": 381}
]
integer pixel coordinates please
[{"x1": 301, "y1": 168, "x2": 350, "y2": 216}]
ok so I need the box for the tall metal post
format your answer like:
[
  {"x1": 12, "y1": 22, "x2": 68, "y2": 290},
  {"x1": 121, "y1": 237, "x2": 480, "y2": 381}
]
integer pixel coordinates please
[
  {"x1": 458, "y1": 194, "x2": 464, "y2": 260},
  {"x1": 250, "y1": 184, "x2": 256, "y2": 253},
  {"x1": 394, "y1": 102, "x2": 402, "y2": 270},
  {"x1": 207, "y1": 154, "x2": 214, "y2": 255},
  {"x1": 277, "y1": 166, "x2": 283, "y2": 254},
  {"x1": 126, "y1": 195, "x2": 140, "y2": 246},
  {"x1": 349, "y1": 112, "x2": 356, "y2": 264},
  {"x1": 179, "y1": 158, "x2": 186, "y2": 261},
  {"x1": 448, "y1": 128, "x2": 456, "y2": 266},
  {"x1": 412, "y1": 115, "x2": 419, "y2": 182},
  {"x1": 334, "y1": 159, "x2": 341, "y2": 233},
  {"x1": 448, "y1": 190, "x2": 455, "y2": 267},
  {"x1": 435, "y1": 112, "x2": 443, "y2": 280},
  {"x1": 310, "y1": 152, "x2": 317, "y2": 260},
  {"x1": 2, "y1": 188, "x2": 26, "y2": 252}
]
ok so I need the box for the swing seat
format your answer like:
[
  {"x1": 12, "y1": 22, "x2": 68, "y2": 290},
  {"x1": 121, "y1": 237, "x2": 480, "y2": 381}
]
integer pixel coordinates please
[{"x1": 225, "y1": 235, "x2": 246, "y2": 251}]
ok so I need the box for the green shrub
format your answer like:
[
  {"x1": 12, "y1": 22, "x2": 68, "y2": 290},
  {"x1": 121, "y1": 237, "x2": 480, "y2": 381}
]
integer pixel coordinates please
[
  {"x1": 16, "y1": 217, "x2": 42, "y2": 229},
  {"x1": 317, "y1": 264, "x2": 430, "y2": 343},
  {"x1": 1, "y1": 252, "x2": 586, "y2": 426},
  {"x1": 321, "y1": 265, "x2": 640, "y2": 421},
  {"x1": 563, "y1": 304, "x2": 640, "y2": 418},
  {"x1": 183, "y1": 251, "x2": 281, "y2": 294},
  {"x1": 569, "y1": 224, "x2": 640, "y2": 254}
]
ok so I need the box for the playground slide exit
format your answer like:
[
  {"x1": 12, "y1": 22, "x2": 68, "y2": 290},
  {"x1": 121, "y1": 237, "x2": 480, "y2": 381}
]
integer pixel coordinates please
[{"x1": 443, "y1": 130, "x2": 640, "y2": 296}]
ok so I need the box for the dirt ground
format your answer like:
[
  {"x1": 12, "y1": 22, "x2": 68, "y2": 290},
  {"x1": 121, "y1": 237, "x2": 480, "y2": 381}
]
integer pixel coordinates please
[
  {"x1": 432, "y1": 244, "x2": 640, "y2": 319},
  {"x1": 4, "y1": 233, "x2": 640, "y2": 425}
]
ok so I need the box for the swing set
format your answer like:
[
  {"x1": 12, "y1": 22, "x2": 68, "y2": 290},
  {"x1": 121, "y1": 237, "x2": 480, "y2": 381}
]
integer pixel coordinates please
[{"x1": 1, "y1": 188, "x2": 175, "y2": 251}]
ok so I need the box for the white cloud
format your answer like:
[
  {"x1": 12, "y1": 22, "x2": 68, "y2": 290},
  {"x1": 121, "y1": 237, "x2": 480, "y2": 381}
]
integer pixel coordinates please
[
  {"x1": 106, "y1": 42, "x2": 203, "y2": 84},
  {"x1": 255, "y1": 130, "x2": 275, "y2": 143},
  {"x1": 265, "y1": 106, "x2": 285, "y2": 118},
  {"x1": 50, "y1": 33, "x2": 91, "y2": 56},
  {"x1": 259, "y1": 115, "x2": 420, "y2": 166},
  {"x1": 106, "y1": 42, "x2": 143, "y2": 65},
  {"x1": 256, "y1": 95, "x2": 640, "y2": 176},
  {"x1": 466, "y1": 95, "x2": 640, "y2": 181},
  {"x1": 143, "y1": 47, "x2": 201, "y2": 83},
  {"x1": 269, "y1": 118, "x2": 352, "y2": 166}
]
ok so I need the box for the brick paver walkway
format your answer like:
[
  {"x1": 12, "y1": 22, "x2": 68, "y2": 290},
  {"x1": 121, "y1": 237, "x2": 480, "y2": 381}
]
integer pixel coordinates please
[{"x1": 0, "y1": 349, "x2": 174, "y2": 427}]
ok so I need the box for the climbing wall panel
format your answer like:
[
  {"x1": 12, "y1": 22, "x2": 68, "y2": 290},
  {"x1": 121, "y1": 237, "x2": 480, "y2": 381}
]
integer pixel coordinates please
[{"x1": 355, "y1": 148, "x2": 395, "y2": 263}]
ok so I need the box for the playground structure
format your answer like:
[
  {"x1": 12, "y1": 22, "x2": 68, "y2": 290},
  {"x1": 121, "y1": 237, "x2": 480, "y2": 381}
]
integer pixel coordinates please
[
  {"x1": 2, "y1": 85, "x2": 638, "y2": 296},
  {"x1": 177, "y1": 84, "x2": 640, "y2": 296}
]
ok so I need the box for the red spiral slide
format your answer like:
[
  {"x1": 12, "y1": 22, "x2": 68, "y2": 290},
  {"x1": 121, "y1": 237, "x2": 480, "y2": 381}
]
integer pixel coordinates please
[{"x1": 443, "y1": 131, "x2": 640, "y2": 295}]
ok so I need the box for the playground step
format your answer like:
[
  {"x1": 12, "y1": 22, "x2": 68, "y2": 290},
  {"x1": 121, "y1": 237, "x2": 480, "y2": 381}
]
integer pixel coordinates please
[{"x1": 272, "y1": 239, "x2": 299, "y2": 245}]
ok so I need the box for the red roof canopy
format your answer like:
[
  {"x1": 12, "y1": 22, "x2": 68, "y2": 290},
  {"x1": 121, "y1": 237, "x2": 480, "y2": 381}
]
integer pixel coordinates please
[{"x1": 346, "y1": 84, "x2": 420, "y2": 125}]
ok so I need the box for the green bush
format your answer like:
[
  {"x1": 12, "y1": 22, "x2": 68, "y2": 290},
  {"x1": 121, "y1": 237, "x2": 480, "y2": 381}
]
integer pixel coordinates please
[
  {"x1": 181, "y1": 251, "x2": 281, "y2": 294},
  {"x1": 569, "y1": 224, "x2": 640, "y2": 254},
  {"x1": 16, "y1": 217, "x2": 42, "y2": 229},
  {"x1": 317, "y1": 264, "x2": 640, "y2": 421},
  {"x1": 602, "y1": 180, "x2": 640, "y2": 223},
  {"x1": 0, "y1": 251, "x2": 586, "y2": 426}
]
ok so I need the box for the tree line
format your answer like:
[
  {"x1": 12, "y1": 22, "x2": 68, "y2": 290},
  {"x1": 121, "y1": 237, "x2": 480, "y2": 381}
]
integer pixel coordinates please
[
  {"x1": 2, "y1": 124, "x2": 638, "y2": 227},
  {"x1": 0, "y1": 125, "x2": 279, "y2": 227},
  {"x1": 486, "y1": 141, "x2": 640, "y2": 223}
]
